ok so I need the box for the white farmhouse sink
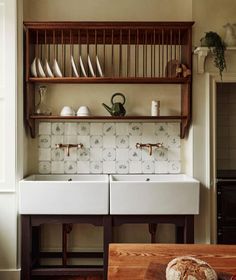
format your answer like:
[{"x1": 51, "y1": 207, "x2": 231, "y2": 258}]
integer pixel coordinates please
[
  {"x1": 109, "y1": 174, "x2": 200, "y2": 215},
  {"x1": 19, "y1": 175, "x2": 109, "y2": 215}
]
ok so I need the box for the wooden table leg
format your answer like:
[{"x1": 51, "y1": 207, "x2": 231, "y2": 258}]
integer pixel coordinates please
[
  {"x1": 103, "y1": 216, "x2": 112, "y2": 280},
  {"x1": 21, "y1": 215, "x2": 31, "y2": 280}
]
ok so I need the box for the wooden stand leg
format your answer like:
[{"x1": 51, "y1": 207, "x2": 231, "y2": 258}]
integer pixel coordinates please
[
  {"x1": 103, "y1": 216, "x2": 112, "y2": 280},
  {"x1": 62, "y1": 223, "x2": 73, "y2": 267},
  {"x1": 148, "y1": 223, "x2": 157, "y2": 243},
  {"x1": 21, "y1": 215, "x2": 31, "y2": 280},
  {"x1": 184, "y1": 215, "x2": 194, "y2": 244},
  {"x1": 176, "y1": 226, "x2": 184, "y2": 243},
  {"x1": 32, "y1": 225, "x2": 41, "y2": 267}
]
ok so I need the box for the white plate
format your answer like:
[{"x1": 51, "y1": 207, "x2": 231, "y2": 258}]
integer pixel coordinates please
[
  {"x1": 45, "y1": 59, "x2": 54, "y2": 78},
  {"x1": 37, "y1": 58, "x2": 46, "y2": 78},
  {"x1": 88, "y1": 55, "x2": 95, "y2": 77},
  {"x1": 71, "y1": 55, "x2": 79, "y2": 77},
  {"x1": 79, "y1": 56, "x2": 87, "y2": 77},
  {"x1": 31, "y1": 57, "x2": 37, "y2": 77},
  {"x1": 53, "y1": 59, "x2": 63, "y2": 77},
  {"x1": 96, "y1": 56, "x2": 104, "y2": 77}
]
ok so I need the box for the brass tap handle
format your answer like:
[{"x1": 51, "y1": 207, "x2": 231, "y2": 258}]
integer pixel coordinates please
[
  {"x1": 156, "y1": 143, "x2": 163, "y2": 148},
  {"x1": 135, "y1": 142, "x2": 164, "y2": 156},
  {"x1": 55, "y1": 143, "x2": 84, "y2": 156},
  {"x1": 136, "y1": 143, "x2": 141, "y2": 149}
]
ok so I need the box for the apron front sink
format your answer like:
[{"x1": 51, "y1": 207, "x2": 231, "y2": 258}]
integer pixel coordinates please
[
  {"x1": 109, "y1": 174, "x2": 200, "y2": 215},
  {"x1": 19, "y1": 174, "x2": 109, "y2": 214}
]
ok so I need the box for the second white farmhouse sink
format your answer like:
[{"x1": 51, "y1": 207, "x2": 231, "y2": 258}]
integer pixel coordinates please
[
  {"x1": 110, "y1": 174, "x2": 200, "y2": 215},
  {"x1": 19, "y1": 175, "x2": 109, "y2": 215}
]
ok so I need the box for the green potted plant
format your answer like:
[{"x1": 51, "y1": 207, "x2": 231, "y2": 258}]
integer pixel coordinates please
[{"x1": 200, "y1": 31, "x2": 226, "y2": 78}]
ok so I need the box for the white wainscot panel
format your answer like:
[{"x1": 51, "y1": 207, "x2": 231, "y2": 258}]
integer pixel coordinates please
[
  {"x1": 0, "y1": 2, "x2": 5, "y2": 90},
  {"x1": 0, "y1": 101, "x2": 5, "y2": 184},
  {"x1": 0, "y1": 194, "x2": 17, "y2": 269}
]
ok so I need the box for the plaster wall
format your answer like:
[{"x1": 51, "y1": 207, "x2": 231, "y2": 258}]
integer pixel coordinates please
[
  {"x1": 21, "y1": 0, "x2": 194, "y2": 254},
  {"x1": 23, "y1": 0, "x2": 193, "y2": 175},
  {"x1": 192, "y1": 0, "x2": 236, "y2": 46}
]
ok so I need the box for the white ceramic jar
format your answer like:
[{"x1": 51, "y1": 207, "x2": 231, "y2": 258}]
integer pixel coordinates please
[{"x1": 151, "y1": 100, "x2": 160, "y2": 116}]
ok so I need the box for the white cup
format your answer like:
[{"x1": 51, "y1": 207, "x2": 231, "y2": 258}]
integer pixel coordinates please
[
  {"x1": 60, "y1": 106, "x2": 75, "y2": 116},
  {"x1": 77, "y1": 106, "x2": 91, "y2": 116}
]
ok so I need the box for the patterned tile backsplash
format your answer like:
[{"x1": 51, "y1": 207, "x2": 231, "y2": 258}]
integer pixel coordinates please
[{"x1": 38, "y1": 122, "x2": 181, "y2": 174}]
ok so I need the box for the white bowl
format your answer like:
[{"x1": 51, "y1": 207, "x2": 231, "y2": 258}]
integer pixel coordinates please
[
  {"x1": 60, "y1": 106, "x2": 75, "y2": 116},
  {"x1": 77, "y1": 106, "x2": 91, "y2": 116}
]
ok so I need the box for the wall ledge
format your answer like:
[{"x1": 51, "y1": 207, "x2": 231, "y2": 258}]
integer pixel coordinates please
[
  {"x1": 194, "y1": 47, "x2": 236, "y2": 74},
  {"x1": 0, "y1": 269, "x2": 20, "y2": 280}
]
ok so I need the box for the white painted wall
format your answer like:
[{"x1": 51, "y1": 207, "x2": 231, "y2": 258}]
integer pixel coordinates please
[
  {"x1": 23, "y1": 0, "x2": 192, "y2": 22},
  {"x1": 192, "y1": 0, "x2": 236, "y2": 243},
  {"x1": 0, "y1": 0, "x2": 20, "y2": 279}
]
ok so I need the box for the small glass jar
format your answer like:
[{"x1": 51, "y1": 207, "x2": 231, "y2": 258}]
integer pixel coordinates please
[{"x1": 35, "y1": 85, "x2": 52, "y2": 115}]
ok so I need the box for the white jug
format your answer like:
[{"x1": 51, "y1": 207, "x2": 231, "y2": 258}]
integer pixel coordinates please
[{"x1": 223, "y1": 23, "x2": 236, "y2": 46}]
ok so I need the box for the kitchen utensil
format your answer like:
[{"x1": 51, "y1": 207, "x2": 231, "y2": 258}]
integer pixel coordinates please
[
  {"x1": 77, "y1": 106, "x2": 91, "y2": 116},
  {"x1": 71, "y1": 55, "x2": 79, "y2": 77},
  {"x1": 37, "y1": 58, "x2": 46, "y2": 77},
  {"x1": 79, "y1": 56, "x2": 87, "y2": 77},
  {"x1": 53, "y1": 58, "x2": 63, "y2": 77},
  {"x1": 102, "y1": 92, "x2": 126, "y2": 116},
  {"x1": 60, "y1": 106, "x2": 75, "y2": 116},
  {"x1": 44, "y1": 30, "x2": 54, "y2": 78},
  {"x1": 30, "y1": 58, "x2": 37, "y2": 77},
  {"x1": 88, "y1": 55, "x2": 95, "y2": 77},
  {"x1": 35, "y1": 85, "x2": 52, "y2": 115},
  {"x1": 52, "y1": 30, "x2": 63, "y2": 77},
  {"x1": 151, "y1": 100, "x2": 160, "y2": 116},
  {"x1": 96, "y1": 55, "x2": 104, "y2": 77},
  {"x1": 45, "y1": 58, "x2": 54, "y2": 77}
]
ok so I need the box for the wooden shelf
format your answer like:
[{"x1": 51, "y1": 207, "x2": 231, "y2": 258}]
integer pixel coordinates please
[
  {"x1": 32, "y1": 267, "x2": 103, "y2": 276},
  {"x1": 30, "y1": 115, "x2": 187, "y2": 120},
  {"x1": 24, "y1": 21, "x2": 193, "y2": 139},
  {"x1": 28, "y1": 77, "x2": 190, "y2": 84}
]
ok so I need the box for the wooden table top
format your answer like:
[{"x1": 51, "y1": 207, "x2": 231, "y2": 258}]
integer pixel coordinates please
[{"x1": 108, "y1": 243, "x2": 236, "y2": 279}]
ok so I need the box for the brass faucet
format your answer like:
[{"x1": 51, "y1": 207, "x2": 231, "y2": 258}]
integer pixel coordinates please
[
  {"x1": 55, "y1": 143, "x2": 83, "y2": 156},
  {"x1": 136, "y1": 143, "x2": 163, "y2": 156}
]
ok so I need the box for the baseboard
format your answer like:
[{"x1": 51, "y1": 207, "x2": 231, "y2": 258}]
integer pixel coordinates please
[{"x1": 0, "y1": 269, "x2": 20, "y2": 280}]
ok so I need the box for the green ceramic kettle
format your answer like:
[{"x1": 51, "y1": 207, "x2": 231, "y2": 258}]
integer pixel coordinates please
[{"x1": 102, "y1": 93, "x2": 126, "y2": 116}]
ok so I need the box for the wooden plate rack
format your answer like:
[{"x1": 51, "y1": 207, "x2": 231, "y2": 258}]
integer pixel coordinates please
[{"x1": 24, "y1": 21, "x2": 194, "y2": 138}]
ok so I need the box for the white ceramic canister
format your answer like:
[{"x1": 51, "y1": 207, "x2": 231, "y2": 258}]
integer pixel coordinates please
[{"x1": 151, "y1": 100, "x2": 160, "y2": 116}]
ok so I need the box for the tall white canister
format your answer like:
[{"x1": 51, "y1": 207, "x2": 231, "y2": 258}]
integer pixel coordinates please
[{"x1": 151, "y1": 100, "x2": 160, "y2": 116}]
